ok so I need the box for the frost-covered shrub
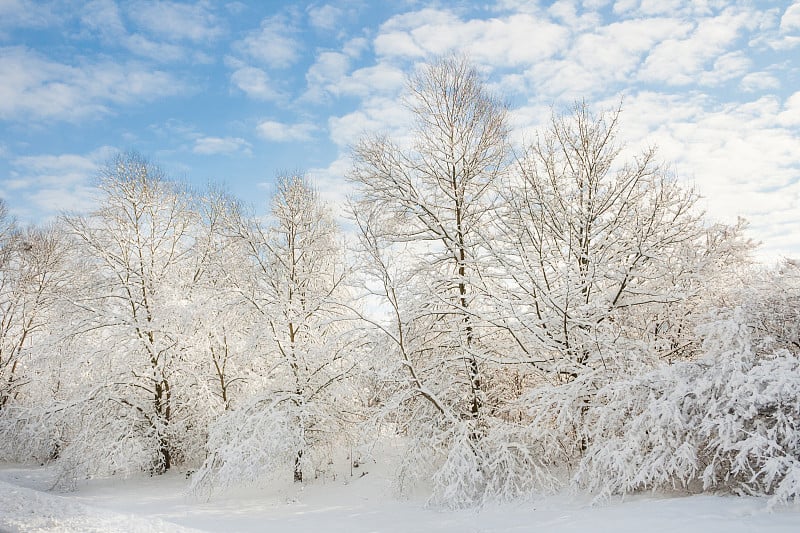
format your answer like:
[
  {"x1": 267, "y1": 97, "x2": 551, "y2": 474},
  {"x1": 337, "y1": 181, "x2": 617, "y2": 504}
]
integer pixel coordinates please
[
  {"x1": 189, "y1": 395, "x2": 304, "y2": 498},
  {"x1": 577, "y1": 308, "x2": 800, "y2": 506},
  {"x1": 53, "y1": 395, "x2": 178, "y2": 489},
  {"x1": 0, "y1": 388, "x2": 170, "y2": 490},
  {"x1": 189, "y1": 390, "x2": 350, "y2": 498},
  {"x1": 0, "y1": 406, "x2": 63, "y2": 464},
  {"x1": 517, "y1": 339, "x2": 665, "y2": 480},
  {"x1": 391, "y1": 413, "x2": 566, "y2": 508}
]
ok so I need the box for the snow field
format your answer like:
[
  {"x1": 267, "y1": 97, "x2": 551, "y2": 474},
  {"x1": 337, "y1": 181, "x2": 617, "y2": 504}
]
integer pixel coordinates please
[{"x1": 1, "y1": 464, "x2": 799, "y2": 533}]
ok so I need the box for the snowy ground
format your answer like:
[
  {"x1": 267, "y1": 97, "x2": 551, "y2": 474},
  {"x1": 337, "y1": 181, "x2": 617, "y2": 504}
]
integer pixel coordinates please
[{"x1": 1, "y1": 463, "x2": 799, "y2": 533}]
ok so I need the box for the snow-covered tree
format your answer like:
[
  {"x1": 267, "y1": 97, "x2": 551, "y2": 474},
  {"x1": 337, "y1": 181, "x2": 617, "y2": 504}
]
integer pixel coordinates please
[
  {"x1": 60, "y1": 152, "x2": 203, "y2": 477},
  {"x1": 491, "y1": 101, "x2": 751, "y2": 383},
  {"x1": 349, "y1": 60, "x2": 754, "y2": 505},
  {"x1": 192, "y1": 175, "x2": 358, "y2": 493},
  {"x1": 476, "y1": 103, "x2": 755, "y2": 495},
  {"x1": 350, "y1": 56, "x2": 558, "y2": 506},
  {"x1": 0, "y1": 209, "x2": 70, "y2": 412},
  {"x1": 0, "y1": 204, "x2": 75, "y2": 464},
  {"x1": 351, "y1": 55, "x2": 509, "y2": 425}
]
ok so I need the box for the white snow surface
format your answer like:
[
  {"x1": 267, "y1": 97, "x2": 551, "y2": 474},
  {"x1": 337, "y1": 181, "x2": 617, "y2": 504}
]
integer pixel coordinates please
[{"x1": 1, "y1": 464, "x2": 799, "y2": 533}]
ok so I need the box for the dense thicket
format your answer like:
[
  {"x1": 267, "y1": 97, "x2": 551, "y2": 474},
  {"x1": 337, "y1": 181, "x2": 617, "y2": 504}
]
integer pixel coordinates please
[{"x1": 0, "y1": 57, "x2": 796, "y2": 507}]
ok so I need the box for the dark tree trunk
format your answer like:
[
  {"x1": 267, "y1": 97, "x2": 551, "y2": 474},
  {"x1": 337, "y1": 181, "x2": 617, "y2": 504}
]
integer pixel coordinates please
[{"x1": 294, "y1": 449, "x2": 303, "y2": 482}]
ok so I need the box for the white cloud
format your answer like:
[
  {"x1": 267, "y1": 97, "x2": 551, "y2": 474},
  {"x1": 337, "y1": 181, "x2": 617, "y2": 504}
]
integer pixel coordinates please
[
  {"x1": 307, "y1": 155, "x2": 356, "y2": 216},
  {"x1": 375, "y1": 10, "x2": 569, "y2": 67},
  {"x1": 638, "y1": 7, "x2": 758, "y2": 85},
  {"x1": 81, "y1": 0, "x2": 209, "y2": 63},
  {"x1": 303, "y1": 51, "x2": 350, "y2": 101},
  {"x1": 80, "y1": 0, "x2": 125, "y2": 40},
  {"x1": 256, "y1": 120, "x2": 317, "y2": 142},
  {"x1": 328, "y1": 96, "x2": 413, "y2": 148},
  {"x1": 2, "y1": 147, "x2": 116, "y2": 218},
  {"x1": 697, "y1": 51, "x2": 752, "y2": 86},
  {"x1": 521, "y1": 16, "x2": 689, "y2": 98},
  {"x1": 342, "y1": 37, "x2": 369, "y2": 58},
  {"x1": 127, "y1": 34, "x2": 189, "y2": 62},
  {"x1": 308, "y1": 4, "x2": 343, "y2": 31},
  {"x1": 329, "y1": 63, "x2": 406, "y2": 98},
  {"x1": 777, "y1": 91, "x2": 800, "y2": 127},
  {"x1": 230, "y1": 66, "x2": 282, "y2": 101},
  {"x1": 617, "y1": 92, "x2": 800, "y2": 261},
  {"x1": 613, "y1": 0, "x2": 721, "y2": 17},
  {"x1": 740, "y1": 71, "x2": 781, "y2": 92},
  {"x1": 25, "y1": 185, "x2": 101, "y2": 215},
  {"x1": 582, "y1": 0, "x2": 612, "y2": 9},
  {"x1": 12, "y1": 154, "x2": 98, "y2": 185},
  {"x1": 193, "y1": 136, "x2": 251, "y2": 155},
  {"x1": 128, "y1": 0, "x2": 222, "y2": 42},
  {"x1": 235, "y1": 14, "x2": 300, "y2": 69},
  {"x1": 0, "y1": 46, "x2": 184, "y2": 122},
  {"x1": 0, "y1": 0, "x2": 59, "y2": 34},
  {"x1": 547, "y1": 0, "x2": 602, "y2": 31},
  {"x1": 780, "y1": 2, "x2": 800, "y2": 33}
]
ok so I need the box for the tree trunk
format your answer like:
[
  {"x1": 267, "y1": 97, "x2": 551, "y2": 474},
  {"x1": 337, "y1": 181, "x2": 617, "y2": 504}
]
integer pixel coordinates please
[{"x1": 294, "y1": 449, "x2": 303, "y2": 482}]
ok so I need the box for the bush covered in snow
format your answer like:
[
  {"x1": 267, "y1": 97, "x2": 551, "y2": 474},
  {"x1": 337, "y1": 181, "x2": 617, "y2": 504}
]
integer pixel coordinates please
[{"x1": 578, "y1": 308, "x2": 800, "y2": 505}]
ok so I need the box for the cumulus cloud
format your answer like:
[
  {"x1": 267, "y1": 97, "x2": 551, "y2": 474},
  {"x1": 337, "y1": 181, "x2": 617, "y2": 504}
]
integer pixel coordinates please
[
  {"x1": 374, "y1": 10, "x2": 569, "y2": 67},
  {"x1": 522, "y1": 16, "x2": 689, "y2": 98},
  {"x1": 306, "y1": 155, "x2": 356, "y2": 215},
  {"x1": 308, "y1": 4, "x2": 343, "y2": 31},
  {"x1": 193, "y1": 136, "x2": 252, "y2": 155},
  {"x1": 315, "y1": 1, "x2": 799, "y2": 258},
  {"x1": 780, "y1": 2, "x2": 800, "y2": 33},
  {"x1": 0, "y1": 46, "x2": 184, "y2": 122},
  {"x1": 303, "y1": 51, "x2": 351, "y2": 102},
  {"x1": 613, "y1": 0, "x2": 713, "y2": 17},
  {"x1": 616, "y1": 92, "x2": 800, "y2": 260},
  {"x1": 328, "y1": 63, "x2": 406, "y2": 98},
  {"x1": 229, "y1": 65, "x2": 283, "y2": 101},
  {"x1": 328, "y1": 96, "x2": 413, "y2": 148},
  {"x1": 256, "y1": 120, "x2": 317, "y2": 142},
  {"x1": 638, "y1": 7, "x2": 758, "y2": 85},
  {"x1": 2, "y1": 0, "x2": 797, "y2": 259},
  {"x1": 740, "y1": 71, "x2": 781, "y2": 92},
  {"x1": 235, "y1": 14, "x2": 300, "y2": 69}
]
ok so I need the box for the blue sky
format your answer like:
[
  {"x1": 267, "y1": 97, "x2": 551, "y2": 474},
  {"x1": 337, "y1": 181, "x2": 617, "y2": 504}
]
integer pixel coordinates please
[{"x1": 1, "y1": 0, "x2": 799, "y2": 260}]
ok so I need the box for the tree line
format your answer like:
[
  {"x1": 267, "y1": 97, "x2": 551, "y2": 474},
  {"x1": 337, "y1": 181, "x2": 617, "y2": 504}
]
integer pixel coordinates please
[{"x1": 1, "y1": 56, "x2": 798, "y2": 506}]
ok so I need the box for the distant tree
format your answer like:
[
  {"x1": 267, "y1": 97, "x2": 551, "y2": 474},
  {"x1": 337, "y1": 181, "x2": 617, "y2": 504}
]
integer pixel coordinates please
[
  {"x1": 0, "y1": 203, "x2": 68, "y2": 411},
  {"x1": 183, "y1": 186, "x2": 253, "y2": 414}
]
